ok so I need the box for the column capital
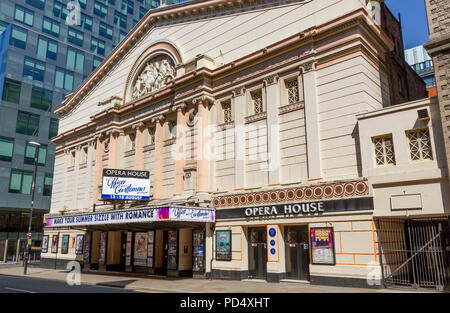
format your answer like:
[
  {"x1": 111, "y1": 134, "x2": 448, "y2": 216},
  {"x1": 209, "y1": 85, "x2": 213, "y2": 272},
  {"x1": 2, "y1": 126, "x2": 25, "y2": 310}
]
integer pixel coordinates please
[
  {"x1": 232, "y1": 86, "x2": 246, "y2": 98},
  {"x1": 192, "y1": 95, "x2": 214, "y2": 107},
  {"x1": 132, "y1": 121, "x2": 145, "y2": 130},
  {"x1": 300, "y1": 60, "x2": 317, "y2": 73},
  {"x1": 152, "y1": 114, "x2": 166, "y2": 124},
  {"x1": 263, "y1": 74, "x2": 279, "y2": 87}
]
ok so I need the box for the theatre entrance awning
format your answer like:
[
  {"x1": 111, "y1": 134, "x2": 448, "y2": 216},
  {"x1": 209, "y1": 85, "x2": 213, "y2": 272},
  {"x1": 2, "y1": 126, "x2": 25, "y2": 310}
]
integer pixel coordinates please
[{"x1": 44, "y1": 206, "x2": 215, "y2": 231}]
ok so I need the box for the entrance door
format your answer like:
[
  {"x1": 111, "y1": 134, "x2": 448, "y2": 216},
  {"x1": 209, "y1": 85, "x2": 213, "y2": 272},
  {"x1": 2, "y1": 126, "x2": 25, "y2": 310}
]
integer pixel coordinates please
[
  {"x1": 248, "y1": 228, "x2": 267, "y2": 279},
  {"x1": 285, "y1": 225, "x2": 310, "y2": 281},
  {"x1": 119, "y1": 232, "x2": 127, "y2": 271},
  {"x1": 162, "y1": 230, "x2": 168, "y2": 275}
]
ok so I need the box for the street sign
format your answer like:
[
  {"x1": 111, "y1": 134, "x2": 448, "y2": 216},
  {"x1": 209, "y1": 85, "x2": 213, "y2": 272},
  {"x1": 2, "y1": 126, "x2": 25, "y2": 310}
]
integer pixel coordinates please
[{"x1": 27, "y1": 232, "x2": 32, "y2": 238}]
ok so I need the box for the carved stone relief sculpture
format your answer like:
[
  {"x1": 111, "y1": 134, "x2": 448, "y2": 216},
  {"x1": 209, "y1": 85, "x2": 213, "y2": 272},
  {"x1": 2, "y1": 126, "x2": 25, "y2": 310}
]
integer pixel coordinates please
[{"x1": 131, "y1": 57, "x2": 176, "y2": 100}]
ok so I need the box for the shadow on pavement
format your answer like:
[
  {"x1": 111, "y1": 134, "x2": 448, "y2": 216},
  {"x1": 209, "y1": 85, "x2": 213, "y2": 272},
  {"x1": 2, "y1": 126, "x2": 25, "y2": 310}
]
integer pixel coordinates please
[{"x1": 96, "y1": 280, "x2": 137, "y2": 288}]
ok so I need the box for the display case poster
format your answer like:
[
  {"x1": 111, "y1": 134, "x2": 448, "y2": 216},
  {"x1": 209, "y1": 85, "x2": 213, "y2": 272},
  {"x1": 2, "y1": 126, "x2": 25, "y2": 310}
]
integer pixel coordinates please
[
  {"x1": 61, "y1": 235, "x2": 69, "y2": 254},
  {"x1": 75, "y1": 234, "x2": 84, "y2": 254},
  {"x1": 134, "y1": 232, "x2": 148, "y2": 266},
  {"x1": 99, "y1": 232, "x2": 107, "y2": 265},
  {"x1": 51, "y1": 235, "x2": 58, "y2": 253},
  {"x1": 83, "y1": 232, "x2": 91, "y2": 264},
  {"x1": 42, "y1": 235, "x2": 49, "y2": 253},
  {"x1": 216, "y1": 230, "x2": 232, "y2": 261},
  {"x1": 167, "y1": 230, "x2": 177, "y2": 270},
  {"x1": 310, "y1": 227, "x2": 335, "y2": 265},
  {"x1": 125, "y1": 232, "x2": 132, "y2": 266},
  {"x1": 147, "y1": 231, "x2": 154, "y2": 268},
  {"x1": 193, "y1": 230, "x2": 204, "y2": 272}
]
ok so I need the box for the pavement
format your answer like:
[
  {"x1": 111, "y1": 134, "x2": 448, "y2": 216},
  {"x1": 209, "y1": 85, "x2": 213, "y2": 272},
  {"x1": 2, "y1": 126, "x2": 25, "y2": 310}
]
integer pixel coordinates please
[{"x1": 0, "y1": 263, "x2": 440, "y2": 293}]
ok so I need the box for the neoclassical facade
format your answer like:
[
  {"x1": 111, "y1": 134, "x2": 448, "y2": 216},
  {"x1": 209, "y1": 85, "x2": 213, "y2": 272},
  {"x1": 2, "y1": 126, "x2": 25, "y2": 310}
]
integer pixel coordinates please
[{"x1": 41, "y1": 0, "x2": 449, "y2": 289}]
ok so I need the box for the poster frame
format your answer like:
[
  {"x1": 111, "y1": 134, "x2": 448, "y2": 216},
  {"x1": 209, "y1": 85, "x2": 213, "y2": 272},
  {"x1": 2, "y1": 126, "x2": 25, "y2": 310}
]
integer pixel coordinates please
[
  {"x1": 51, "y1": 235, "x2": 58, "y2": 253},
  {"x1": 215, "y1": 230, "x2": 232, "y2": 261},
  {"x1": 310, "y1": 227, "x2": 336, "y2": 266},
  {"x1": 75, "y1": 234, "x2": 84, "y2": 255},
  {"x1": 41, "y1": 235, "x2": 49, "y2": 253},
  {"x1": 61, "y1": 234, "x2": 69, "y2": 254}
]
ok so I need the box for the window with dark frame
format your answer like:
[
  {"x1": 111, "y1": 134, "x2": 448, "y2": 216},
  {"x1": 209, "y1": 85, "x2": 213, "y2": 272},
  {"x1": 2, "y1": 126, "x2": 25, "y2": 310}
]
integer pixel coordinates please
[
  {"x1": 16, "y1": 111, "x2": 40, "y2": 136},
  {"x1": 9, "y1": 169, "x2": 33, "y2": 194},
  {"x1": 43, "y1": 173, "x2": 53, "y2": 196},
  {"x1": 0, "y1": 137, "x2": 14, "y2": 162}
]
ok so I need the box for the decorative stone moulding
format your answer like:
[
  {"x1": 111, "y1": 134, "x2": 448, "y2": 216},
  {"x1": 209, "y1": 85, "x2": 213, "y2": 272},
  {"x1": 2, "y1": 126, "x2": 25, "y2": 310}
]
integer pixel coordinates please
[
  {"x1": 245, "y1": 111, "x2": 267, "y2": 124},
  {"x1": 212, "y1": 180, "x2": 369, "y2": 208},
  {"x1": 131, "y1": 57, "x2": 176, "y2": 100},
  {"x1": 278, "y1": 101, "x2": 304, "y2": 115}
]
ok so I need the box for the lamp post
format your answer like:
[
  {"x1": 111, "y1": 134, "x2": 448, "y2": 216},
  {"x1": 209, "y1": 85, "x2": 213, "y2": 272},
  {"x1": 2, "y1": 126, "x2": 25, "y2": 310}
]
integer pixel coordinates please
[{"x1": 24, "y1": 141, "x2": 40, "y2": 275}]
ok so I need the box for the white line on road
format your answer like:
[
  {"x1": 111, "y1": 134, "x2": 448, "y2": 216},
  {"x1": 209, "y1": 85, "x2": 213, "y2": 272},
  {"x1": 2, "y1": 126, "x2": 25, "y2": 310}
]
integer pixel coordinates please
[{"x1": 4, "y1": 287, "x2": 37, "y2": 293}]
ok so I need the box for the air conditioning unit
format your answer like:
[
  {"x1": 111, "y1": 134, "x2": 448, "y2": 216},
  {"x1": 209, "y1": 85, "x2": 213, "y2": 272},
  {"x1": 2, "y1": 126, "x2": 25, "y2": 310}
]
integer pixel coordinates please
[{"x1": 417, "y1": 109, "x2": 430, "y2": 121}]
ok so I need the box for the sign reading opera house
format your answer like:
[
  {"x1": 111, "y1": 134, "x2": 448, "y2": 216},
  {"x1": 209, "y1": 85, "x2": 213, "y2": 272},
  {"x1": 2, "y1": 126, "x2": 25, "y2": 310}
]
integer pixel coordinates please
[{"x1": 41, "y1": 0, "x2": 449, "y2": 289}]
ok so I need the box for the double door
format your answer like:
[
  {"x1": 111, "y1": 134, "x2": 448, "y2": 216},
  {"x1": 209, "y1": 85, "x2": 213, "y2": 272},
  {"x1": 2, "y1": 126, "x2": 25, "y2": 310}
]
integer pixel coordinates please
[
  {"x1": 248, "y1": 228, "x2": 267, "y2": 279},
  {"x1": 285, "y1": 225, "x2": 310, "y2": 281}
]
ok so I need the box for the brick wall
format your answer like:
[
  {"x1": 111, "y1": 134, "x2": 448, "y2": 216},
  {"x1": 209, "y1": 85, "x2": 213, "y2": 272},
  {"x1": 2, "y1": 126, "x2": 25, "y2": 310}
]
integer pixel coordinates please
[
  {"x1": 380, "y1": 3, "x2": 428, "y2": 106},
  {"x1": 424, "y1": 0, "x2": 450, "y2": 178}
]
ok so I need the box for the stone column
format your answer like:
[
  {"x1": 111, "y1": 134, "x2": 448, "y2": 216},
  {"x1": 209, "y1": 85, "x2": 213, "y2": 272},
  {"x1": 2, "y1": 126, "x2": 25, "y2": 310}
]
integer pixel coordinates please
[
  {"x1": 302, "y1": 61, "x2": 322, "y2": 180},
  {"x1": 133, "y1": 122, "x2": 145, "y2": 170},
  {"x1": 174, "y1": 104, "x2": 186, "y2": 196},
  {"x1": 92, "y1": 135, "x2": 104, "y2": 204},
  {"x1": 263, "y1": 74, "x2": 281, "y2": 186},
  {"x1": 195, "y1": 98, "x2": 210, "y2": 193},
  {"x1": 108, "y1": 130, "x2": 120, "y2": 169},
  {"x1": 153, "y1": 115, "x2": 165, "y2": 200},
  {"x1": 233, "y1": 87, "x2": 246, "y2": 191}
]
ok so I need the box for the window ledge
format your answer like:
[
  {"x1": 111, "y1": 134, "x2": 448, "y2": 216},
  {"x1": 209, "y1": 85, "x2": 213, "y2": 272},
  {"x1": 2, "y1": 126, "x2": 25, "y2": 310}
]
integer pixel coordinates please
[
  {"x1": 143, "y1": 144, "x2": 155, "y2": 152},
  {"x1": 67, "y1": 166, "x2": 74, "y2": 172},
  {"x1": 245, "y1": 112, "x2": 267, "y2": 124},
  {"x1": 79, "y1": 162, "x2": 87, "y2": 169},
  {"x1": 124, "y1": 149, "x2": 135, "y2": 157},
  {"x1": 278, "y1": 101, "x2": 304, "y2": 115},
  {"x1": 218, "y1": 121, "x2": 234, "y2": 130},
  {"x1": 164, "y1": 138, "x2": 176, "y2": 146}
]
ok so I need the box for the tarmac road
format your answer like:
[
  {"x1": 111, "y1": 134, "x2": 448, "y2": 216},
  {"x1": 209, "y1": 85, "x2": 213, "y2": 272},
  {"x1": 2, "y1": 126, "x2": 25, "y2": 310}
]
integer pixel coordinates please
[{"x1": 0, "y1": 274, "x2": 137, "y2": 293}]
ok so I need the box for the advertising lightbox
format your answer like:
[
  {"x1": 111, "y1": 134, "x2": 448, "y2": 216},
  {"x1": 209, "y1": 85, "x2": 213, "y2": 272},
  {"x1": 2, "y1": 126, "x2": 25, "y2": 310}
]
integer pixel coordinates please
[{"x1": 101, "y1": 168, "x2": 151, "y2": 200}]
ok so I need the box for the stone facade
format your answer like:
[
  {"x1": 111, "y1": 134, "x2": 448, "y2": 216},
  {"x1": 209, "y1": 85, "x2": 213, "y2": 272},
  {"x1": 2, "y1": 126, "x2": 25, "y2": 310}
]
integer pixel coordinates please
[{"x1": 424, "y1": 0, "x2": 450, "y2": 185}]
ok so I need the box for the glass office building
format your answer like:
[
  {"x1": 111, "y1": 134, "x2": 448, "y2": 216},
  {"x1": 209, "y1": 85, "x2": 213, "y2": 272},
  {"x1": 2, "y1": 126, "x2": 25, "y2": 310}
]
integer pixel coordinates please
[{"x1": 0, "y1": 0, "x2": 185, "y2": 263}]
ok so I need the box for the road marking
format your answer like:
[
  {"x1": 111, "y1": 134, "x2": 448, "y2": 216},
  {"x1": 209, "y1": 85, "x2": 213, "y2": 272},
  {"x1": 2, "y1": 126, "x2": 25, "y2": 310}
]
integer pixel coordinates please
[{"x1": 4, "y1": 287, "x2": 37, "y2": 293}]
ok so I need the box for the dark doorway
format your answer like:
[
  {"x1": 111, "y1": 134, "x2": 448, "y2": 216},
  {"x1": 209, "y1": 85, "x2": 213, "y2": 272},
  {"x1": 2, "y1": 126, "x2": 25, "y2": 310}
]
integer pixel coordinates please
[
  {"x1": 248, "y1": 227, "x2": 267, "y2": 279},
  {"x1": 119, "y1": 232, "x2": 127, "y2": 271},
  {"x1": 284, "y1": 225, "x2": 310, "y2": 281},
  {"x1": 161, "y1": 230, "x2": 168, "y2": 276}
]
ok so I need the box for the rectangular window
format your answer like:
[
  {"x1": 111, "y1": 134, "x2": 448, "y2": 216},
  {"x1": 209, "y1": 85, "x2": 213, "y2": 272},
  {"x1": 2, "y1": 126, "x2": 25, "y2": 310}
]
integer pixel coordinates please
[
  {"x1": 16, "y1": 111, "x2": 40, "y2": 136},
  {"x1": 42, "y1": 17, "x2": 60, "y2": 38},
  {"x1": 80, "y1": 13, "x2": 93, "y2": 31},
  {"x1": 9, "y1": 25, "x2": 27, "y2": 49},
  {"x1": 93, "y1": 56, "x2": 103, "y2": 70},
  {"x1": 407, "y1": 128, "x2": 433, "y2": 161},
  {"x1": 26, "y1": 0, "x2": 44, "y2": 10},
  {"x1": 49, "y1": 118, "x2": 58, "y2": 139},
  {"x1": 55, "y1": 68, "x2": 74, "y2": 91},
  {"x1": 43, "y1": 173, "x2": 53, "y2": 196},
  {"x1": 0, "y1": 137, "x2": 14, "y2": 162},
  {"x1": 94, "y1": 1, "x2": 108, "y2": 20},
  {"x1": 139, "y1": 6, "x2": 147, "y2": 19},
  {"x1": 67, "y1": 27, "x2": 84, "y2": 47},
  {"x1": 286, "y1": 78, "x2": 299, "y2": 105},
  {"x1": 9, "y1": 170, "x2": 33, "y2": 194},
  {"x1": 99, "y1": 22, "x2": 113, "y2": 40},
  {"x1": 37, "y1": 36, "x2": 58, "y2": 60},
  {"x1": 31, "y1": 87, "x2": 52, "y2": 112},
  {"x1": 119, "y1": 31, "x2": 127, "y2": 43},
  {"x1": 373, "y1": 135, "x2": 395, "y2": 166},
  {"x1": 24, "y1": 142, "x2": 47, "y2": 166},
  {"x1": 53, "y1": 1, "x2": 69, "y2": 20},
  {"x1": 251, "y1": 90, "x2": 263, "y2": 115},
  {"x1": 78, "y1": 0, "x2": 87, "y2": 9},
  {"x1": 114, "y1": 11, "x2": 127, "y2": 29},
  {"x1": 66, "y1": 47, "x2": 85, "y2": 73},
  {"x1": 2, "y1": 79, "x2": 21, "y2": 104},
  {"x1": 23, "y1": 57, "x2": 45, "y2": 82},
  {"x1": 121, "y1": 0, "x2": 134, "y2": 14},
  {"x1": 14, "y1": 5, "x2": 34, "y2": 27},
  {"x1": 222, "y1": 100, "x2": 232, "y2": 123},
  {"x1": 91, "y1": 37, "x2": 105, "y2": 55}
]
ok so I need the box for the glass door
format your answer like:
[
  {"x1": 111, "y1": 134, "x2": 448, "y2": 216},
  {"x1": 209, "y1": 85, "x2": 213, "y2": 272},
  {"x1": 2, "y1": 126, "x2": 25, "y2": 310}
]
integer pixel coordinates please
[
  {"x1": 285, "y1": 225, "x2": 310, "y2": 281},
  {"x1": 248, "y1": 228, "x2": 267, "y2": 279}
]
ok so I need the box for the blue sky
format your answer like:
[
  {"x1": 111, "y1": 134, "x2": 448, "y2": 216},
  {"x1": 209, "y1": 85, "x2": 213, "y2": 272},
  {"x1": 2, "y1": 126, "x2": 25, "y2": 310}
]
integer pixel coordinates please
[{"x1": 385, "y1": 0, "x2": 429, "y2": 49}]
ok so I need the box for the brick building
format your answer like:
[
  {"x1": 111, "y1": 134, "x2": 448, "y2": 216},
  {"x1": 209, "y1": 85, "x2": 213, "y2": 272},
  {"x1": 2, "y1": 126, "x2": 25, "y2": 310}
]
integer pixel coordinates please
[
  {"x1": 379, "y1": 2, "x2": 428, "y2": 105},
  {"x1": 424, "y1": 0, "x2": 450, "y2": 184}
]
